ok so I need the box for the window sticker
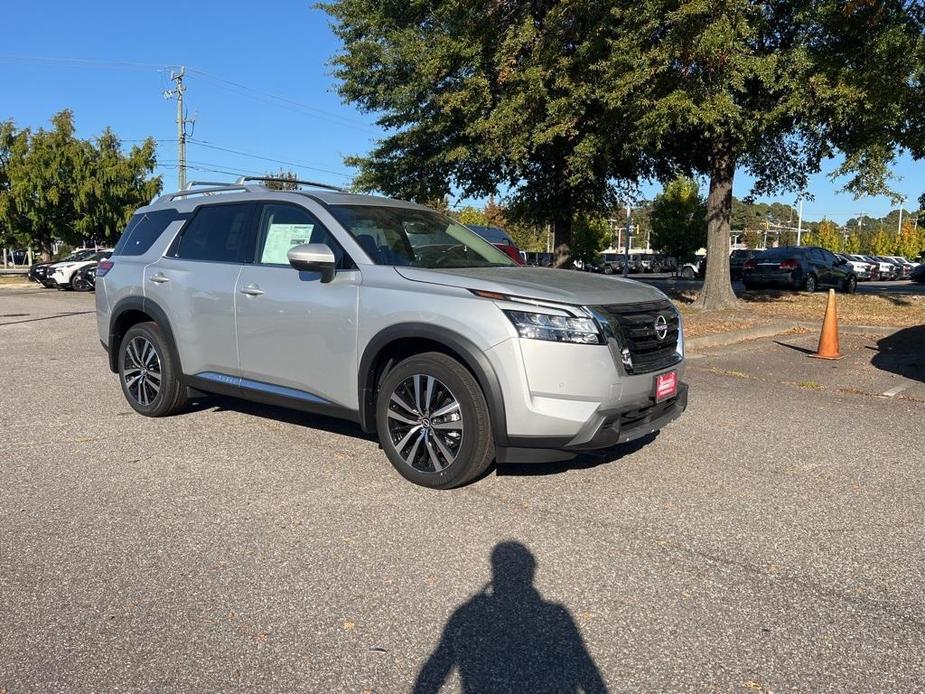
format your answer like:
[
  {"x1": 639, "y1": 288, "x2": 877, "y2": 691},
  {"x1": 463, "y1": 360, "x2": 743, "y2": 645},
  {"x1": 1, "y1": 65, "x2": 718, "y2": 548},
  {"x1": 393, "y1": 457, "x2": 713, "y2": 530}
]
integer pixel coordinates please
[{"x1": 261, "y1": 223, "x2": 314, "y2": 264}]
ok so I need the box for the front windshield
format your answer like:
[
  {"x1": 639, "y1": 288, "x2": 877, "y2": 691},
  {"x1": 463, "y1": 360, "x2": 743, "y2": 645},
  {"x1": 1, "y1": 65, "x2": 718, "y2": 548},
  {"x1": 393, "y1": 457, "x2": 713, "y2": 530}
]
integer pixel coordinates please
[{"x1": 328, "y1": 205, "x2": 516, "y2": 269}]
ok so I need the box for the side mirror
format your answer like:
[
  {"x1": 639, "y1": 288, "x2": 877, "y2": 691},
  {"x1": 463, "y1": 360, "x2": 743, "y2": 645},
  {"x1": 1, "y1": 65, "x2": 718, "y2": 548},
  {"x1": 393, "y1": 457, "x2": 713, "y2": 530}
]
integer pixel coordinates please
[{"x1": 288, "y1": 243, "x2": 336, "y2": 283}]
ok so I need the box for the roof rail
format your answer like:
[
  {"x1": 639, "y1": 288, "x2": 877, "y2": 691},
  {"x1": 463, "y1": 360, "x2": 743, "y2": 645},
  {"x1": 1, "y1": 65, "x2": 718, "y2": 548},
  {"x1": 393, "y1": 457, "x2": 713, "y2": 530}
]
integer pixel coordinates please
[
  {"x1": 234, "y1": 175, "x2": 345, "y2": 192},
  {"x1": 166, "y1": 183, "x2": 248, "y2": 200},
  {"x1": 184, "y1": 180, "x2": 235, "y2": 190}
]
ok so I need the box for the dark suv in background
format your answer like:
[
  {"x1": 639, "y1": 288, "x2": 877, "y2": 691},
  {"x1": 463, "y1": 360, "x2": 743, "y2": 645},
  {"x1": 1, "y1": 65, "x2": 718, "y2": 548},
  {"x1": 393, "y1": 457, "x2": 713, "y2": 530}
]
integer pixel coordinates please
[
  {"x1": 729, "y1": 249, "x2": 761, "y2": 280},
  {"x1": 742, "y1": 246, "x2": 857, "y2": 293}
]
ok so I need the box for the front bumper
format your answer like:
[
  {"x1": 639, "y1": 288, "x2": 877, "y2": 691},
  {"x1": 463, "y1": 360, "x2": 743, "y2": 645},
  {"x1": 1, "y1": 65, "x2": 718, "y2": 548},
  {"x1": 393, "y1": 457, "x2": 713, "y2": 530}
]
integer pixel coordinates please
[{"x1": 496, "y1": 382, "x2": 689, "y2": 463}]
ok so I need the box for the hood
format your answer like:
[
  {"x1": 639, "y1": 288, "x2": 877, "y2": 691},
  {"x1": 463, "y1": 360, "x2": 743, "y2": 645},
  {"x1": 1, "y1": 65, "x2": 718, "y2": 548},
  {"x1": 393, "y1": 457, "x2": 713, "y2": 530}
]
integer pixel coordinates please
[{"x1": 392, "y1": 266, "x2": 668, "y2": 306}]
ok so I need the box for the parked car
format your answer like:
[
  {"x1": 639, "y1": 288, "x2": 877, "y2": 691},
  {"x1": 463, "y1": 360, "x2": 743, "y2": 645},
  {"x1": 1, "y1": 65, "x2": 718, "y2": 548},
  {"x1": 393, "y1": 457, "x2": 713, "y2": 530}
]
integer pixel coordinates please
[
  {"x1": 883, "y1": 256, "x2": 913, "y2": 279},
  {"x1": 97, "y1": 178, "x2": 688, "y2": 489},
  {"x1": 601, "y1": 253, "x2": 626, "y2": 274},
  {"x1": 729, "y1": 249, "x2": 761, "y2": 280},
  {"x1": 837, "y1": 253, "x2": 873, "y2": 281},
  {"x1": 911, "y1": 263, "x2": 925, "y2": 284},
  {"x1": 47, "y1": 250, "x2": 113, "y2": 289},
  {"x1": 742, "y1": 246, "x2": 857, "y2": 293},
  {"x1": 524, "y1": 251, "x2": 553, "y2": 267},
  {"x1": 465, "y1": 225, "x2": 525, "y2": 266},
  {"x1": 860, "y1": 255, "x2": 894, "y2": 280},
  {"x1": 28, "y1": 248, "x2": 99, "y2": 287},
  {"x1": 845, "y1": 254, "x2": 879, "y2": 280},
  {"x1": 71, "y1": 262, "x2": 101, "y2": 292},
  {"x1": 679, "y1": 257, "x2": 703, "y2": 280}
]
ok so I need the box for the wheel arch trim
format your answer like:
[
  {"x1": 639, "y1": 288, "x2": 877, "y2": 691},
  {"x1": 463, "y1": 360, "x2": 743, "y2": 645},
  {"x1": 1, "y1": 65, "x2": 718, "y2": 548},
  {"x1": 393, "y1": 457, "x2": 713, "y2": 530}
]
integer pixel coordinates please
[
  {"x1": 108, "y1": 296, "x2": 181, "y2": 374},
  {"x1": 358, "y1": 323, "x2": 509, "y2": 444}
]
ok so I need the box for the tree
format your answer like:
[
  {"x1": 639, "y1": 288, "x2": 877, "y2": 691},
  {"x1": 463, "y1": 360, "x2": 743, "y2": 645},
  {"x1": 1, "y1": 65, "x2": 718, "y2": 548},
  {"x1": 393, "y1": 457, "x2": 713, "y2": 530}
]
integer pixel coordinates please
[
  {"x1": 569, "y1": 214, "x2": 610, "y2": 265},
  {"x1": 844, "y1": 231, "x2": 862, "y2": 254},
  {"x1": 869, "y1": 228, "x2": 895, "y2": 256},
  {"x1": 649, "y1": 177, "x2": 707, "y2": 265},
  {"x1": 0, "y1": 111, "x2": 161, "y2": 257},
  {"x1": 603, "y1": 0, "x2": 925, "y2": 308},
  {"x1": 895, "y1": 220, "x2": 923, "y2": 258},
  {"x1": 321, "y1": 0, "x2": 637, "y2": 267},
  {"x1": 741, "y1": 229, "x2": 761, "y2": 249},
  {"x1": 456, "y1": 205, "x2": 488, "y2": 227},
  {"x1": 264, "y1": 168, "x2": 299, "y2": 190},
  {"x1": 811, "y1": 220, "x2": 842, "y2": 252}
]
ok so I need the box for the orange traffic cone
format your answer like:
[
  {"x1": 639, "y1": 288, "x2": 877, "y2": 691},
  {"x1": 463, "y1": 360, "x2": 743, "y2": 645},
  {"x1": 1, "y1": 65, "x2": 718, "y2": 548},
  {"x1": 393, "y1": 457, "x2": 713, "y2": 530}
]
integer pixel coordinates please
[{"x1": 809, "y1": 288, "x2": 843, "y2": 360}]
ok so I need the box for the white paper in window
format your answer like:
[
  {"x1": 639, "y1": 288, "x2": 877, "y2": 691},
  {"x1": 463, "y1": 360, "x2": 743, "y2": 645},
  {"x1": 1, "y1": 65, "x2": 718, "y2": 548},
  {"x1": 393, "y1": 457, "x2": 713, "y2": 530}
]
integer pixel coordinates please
[{"x1": 261, "y1": 223, "x2": 314, "y2": 264}]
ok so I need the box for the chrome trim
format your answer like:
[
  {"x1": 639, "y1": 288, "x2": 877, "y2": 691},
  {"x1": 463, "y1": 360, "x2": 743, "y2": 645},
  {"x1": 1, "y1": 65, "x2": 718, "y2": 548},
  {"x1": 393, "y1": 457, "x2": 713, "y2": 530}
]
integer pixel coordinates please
[{"x1": 195, "y1": 371, "x2": 329, "y2": 404}]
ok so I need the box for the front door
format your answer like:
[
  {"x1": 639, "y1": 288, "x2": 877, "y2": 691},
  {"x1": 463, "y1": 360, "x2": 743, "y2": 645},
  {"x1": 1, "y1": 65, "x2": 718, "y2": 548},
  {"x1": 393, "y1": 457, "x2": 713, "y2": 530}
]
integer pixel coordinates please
[{"x1": 234, "y1": 201, "x2": 361, "y2": 411}]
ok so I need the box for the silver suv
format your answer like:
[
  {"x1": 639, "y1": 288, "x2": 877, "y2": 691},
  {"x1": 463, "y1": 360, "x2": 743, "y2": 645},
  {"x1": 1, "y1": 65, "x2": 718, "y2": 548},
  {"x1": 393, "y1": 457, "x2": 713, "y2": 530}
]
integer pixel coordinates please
[{"x1": 96, "y1": 178, "x2": 687, "y2": 488}]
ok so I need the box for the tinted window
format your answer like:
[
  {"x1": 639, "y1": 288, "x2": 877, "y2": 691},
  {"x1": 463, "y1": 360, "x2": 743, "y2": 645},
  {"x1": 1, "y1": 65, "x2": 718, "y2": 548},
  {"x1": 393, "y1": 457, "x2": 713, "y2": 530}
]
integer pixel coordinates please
[
  {"x1": 174, "y1": 203, "x2": 255, "y2": 263},
  {"x1": 809, "y1": 248, "x2": 825, "y2": 262},
  {"x1": 255, "y1": 203, "x2": 353, "y2": 269},
  {"x1": 328, "y1": 205, "x2": 515, "y2": 268},
  {"x1": 113, "y1": 209, "x2": 184, "y2": 256}
]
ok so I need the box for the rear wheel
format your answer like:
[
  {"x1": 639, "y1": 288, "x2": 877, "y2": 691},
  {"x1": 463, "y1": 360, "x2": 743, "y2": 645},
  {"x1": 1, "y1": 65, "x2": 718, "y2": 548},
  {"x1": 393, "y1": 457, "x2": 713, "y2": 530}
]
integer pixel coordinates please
[
  {"x1": 843, "y1": 275, "x2": 857, "y2": 294},
  {"x1": 804, "y1": 273, "x2": 818, "y2": 293},
  {"x1": 118, "y1": 322, "x2": 187, "y2": 417},
  {"x1": 376, "y1": 352, "x2": 494, "y2": 489},
  {"x1": 680, "y1": 266, "x2": 695, "y2": 280}
]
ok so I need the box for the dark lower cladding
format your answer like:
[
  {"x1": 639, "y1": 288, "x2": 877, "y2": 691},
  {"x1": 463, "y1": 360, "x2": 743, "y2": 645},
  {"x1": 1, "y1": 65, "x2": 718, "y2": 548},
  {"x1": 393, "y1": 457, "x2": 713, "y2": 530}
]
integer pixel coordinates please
[{"x1": 495, "y1": 382, "x2": 689, "y2": 464}]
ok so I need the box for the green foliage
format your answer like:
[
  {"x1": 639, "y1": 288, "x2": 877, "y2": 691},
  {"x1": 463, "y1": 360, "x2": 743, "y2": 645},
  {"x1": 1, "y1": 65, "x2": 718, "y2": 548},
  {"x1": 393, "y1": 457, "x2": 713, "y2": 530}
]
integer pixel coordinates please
[
  {"x1": 264, "y1": 169, "x2": 300, "y2": 190},
  {"x1": 0, "y1": 111, "x2": 160, "y2": 256},
  {"x1": 649, "y1": 177, "x2": 707, "y2": 261},
  {"x1": 741, "y1": 229, "x2": 761, "y2": 249},
  {"x1": 811, "y1": 220, "x2": 843, "y2": 252},
  {"x1": 895, "y1": 220, "x2": 924, "y2": 258},
  {"x1": 569, "y1": 215, "x2": 610, "y2": 264},
  {"x1": 456, "y1": 206, "x2": 488, "y2": 227},
  {"x1": 869, "y1": 228, "x2": 895, "y2": 256},
  {"x1": 844, "y1": 232, "x2": 862, "y2": 254}
]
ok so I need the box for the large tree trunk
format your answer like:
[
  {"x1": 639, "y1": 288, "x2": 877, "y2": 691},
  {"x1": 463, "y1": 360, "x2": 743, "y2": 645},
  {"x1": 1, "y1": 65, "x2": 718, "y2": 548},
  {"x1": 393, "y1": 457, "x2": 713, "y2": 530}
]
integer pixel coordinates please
[
  {"x1": 697, "y1": 150, "x2": 739, "y2": 310},
  {"x1": 552, "y1": 213, "x2": 572, "y2": 268}
]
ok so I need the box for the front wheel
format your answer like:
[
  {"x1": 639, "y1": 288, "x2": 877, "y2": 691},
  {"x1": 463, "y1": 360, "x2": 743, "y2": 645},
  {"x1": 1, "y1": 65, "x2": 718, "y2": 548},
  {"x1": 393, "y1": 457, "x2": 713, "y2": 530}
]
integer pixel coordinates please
[
  {"x1": 376, "y1": 352, "x2": 495, "y2": 489},
  {"x1": 804, "y1": 273, "x2": 818, "y2": 293},
  {"x1": 680, "y1": 267, "x2": 695, "y2": 280}
]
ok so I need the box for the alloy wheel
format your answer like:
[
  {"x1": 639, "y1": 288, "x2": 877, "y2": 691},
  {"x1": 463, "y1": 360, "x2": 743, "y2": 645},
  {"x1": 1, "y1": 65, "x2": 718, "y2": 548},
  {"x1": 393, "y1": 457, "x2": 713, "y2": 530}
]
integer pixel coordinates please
[
  {"x1": 386, "y1": 374, "x2": 463, "y2": 473},
  {"x1": 123, "y1": 336, "x2": 162, "y2": 406}
]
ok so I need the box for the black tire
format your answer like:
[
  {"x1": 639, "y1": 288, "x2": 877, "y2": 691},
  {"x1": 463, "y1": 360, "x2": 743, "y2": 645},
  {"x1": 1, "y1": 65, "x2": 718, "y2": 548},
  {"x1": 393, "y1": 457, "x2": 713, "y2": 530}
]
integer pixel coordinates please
[
  {"x1": 804, "y1": 273, "x2": 818, "y2": 293},
  {"x1": 843, "y1": 275, "x2": 857, "y2": 294},
  {"x1": 118, "y1": 322, "x2": 187, "y2": 417},
  {"x1": 680, "y1": 267, "x2": 695, "y2": 280},
  {"x1": 603, "y1": 265, "x2": 614, "y2": 275},
  {"x1": 376, "y1": 352, "x2": 494, "y2": 489},
  {"x1": 72, "y1": 271, "x2": 90, "y2": 292}
]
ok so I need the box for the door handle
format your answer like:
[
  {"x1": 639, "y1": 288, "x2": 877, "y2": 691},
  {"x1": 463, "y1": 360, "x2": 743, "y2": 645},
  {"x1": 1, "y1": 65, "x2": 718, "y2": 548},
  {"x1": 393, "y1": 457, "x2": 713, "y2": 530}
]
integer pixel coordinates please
[
  {"x1": 240, "y1": 284, "x2": 264, "y2": 296},
  {"x1": 149, "y1": 273, "x2": 169, "y2": 284}
]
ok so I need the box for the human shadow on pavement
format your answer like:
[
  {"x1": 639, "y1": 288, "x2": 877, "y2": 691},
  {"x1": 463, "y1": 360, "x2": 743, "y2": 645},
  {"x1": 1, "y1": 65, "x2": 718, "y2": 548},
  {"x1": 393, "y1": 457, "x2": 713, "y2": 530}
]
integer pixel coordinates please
[
  {"x1": 413, "y1": 541, "x2": 607, "y2": 694},
  {"x1": 870, "y1": 324, "x2": 925, "y2": 385}
]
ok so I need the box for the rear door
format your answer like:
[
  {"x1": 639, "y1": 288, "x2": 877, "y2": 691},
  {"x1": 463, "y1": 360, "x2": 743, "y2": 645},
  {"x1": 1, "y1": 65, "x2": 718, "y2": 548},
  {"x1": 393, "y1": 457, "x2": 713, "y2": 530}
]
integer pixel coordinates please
[
  {"x1": 234, "y1": 201, "x2": 361, "y2": 410},
  {"x1": 145, "y1": 201, "x2": 257, "y2": 379}
]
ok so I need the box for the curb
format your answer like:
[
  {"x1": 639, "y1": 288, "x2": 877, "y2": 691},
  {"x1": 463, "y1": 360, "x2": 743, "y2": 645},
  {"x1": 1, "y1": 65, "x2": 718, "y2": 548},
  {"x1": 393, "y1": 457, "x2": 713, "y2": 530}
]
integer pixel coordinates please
[
  {"x1": 687, "y1": 322, "x2": 800, "y2": 351},
  {"x1": 687, "y1": 321, "x2": 906, "y2": 351}
]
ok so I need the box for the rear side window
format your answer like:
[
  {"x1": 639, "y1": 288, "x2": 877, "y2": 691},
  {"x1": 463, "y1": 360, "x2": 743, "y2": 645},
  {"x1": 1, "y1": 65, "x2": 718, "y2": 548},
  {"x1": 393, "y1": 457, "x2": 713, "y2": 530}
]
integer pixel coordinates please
[
  {"x1": 173, "y1": 203, "x2": 255, "y2": 263},
  {"x1": 113, "y1": 209, "x2": 184, "y2": 256}
]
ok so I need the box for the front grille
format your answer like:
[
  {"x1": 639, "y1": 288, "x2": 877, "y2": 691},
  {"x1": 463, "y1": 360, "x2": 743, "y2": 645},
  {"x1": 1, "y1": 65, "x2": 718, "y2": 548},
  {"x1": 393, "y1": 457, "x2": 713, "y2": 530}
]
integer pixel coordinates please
[{"x1": 595, "y1": 299, "x2": 681, "y2": 374}]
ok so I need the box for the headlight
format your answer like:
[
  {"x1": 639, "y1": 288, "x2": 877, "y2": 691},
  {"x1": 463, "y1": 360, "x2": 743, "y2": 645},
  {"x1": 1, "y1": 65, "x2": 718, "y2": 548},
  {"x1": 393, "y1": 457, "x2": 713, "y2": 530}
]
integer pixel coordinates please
[{"x1": 503, "y1": 310, "x2": 603, "y2": 345}]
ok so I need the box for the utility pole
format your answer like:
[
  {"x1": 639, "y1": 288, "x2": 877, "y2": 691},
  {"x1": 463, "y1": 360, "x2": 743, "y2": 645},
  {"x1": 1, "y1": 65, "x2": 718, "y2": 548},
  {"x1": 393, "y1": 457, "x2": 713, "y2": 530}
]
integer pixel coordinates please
[
  {"x1": 796, "y1": 199, "x2": 804, "y2": 246},
  {"x1": 164, "y1": 67, "x2": 194, "y2": 190},
  {"x1": 897, "y1": 204, "x2": 904, "y2": 234}
]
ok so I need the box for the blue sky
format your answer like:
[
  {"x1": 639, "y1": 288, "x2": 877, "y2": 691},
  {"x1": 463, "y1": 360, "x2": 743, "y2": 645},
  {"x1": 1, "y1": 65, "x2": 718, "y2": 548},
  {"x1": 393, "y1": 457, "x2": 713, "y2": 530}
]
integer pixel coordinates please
[{"x1": 2, "y1": 0, "x2": 921, "y2": 225}]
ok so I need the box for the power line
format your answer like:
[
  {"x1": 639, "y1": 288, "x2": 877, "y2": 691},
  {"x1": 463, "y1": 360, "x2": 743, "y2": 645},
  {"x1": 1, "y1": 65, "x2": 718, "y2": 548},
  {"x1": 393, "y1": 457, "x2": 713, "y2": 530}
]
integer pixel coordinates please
[
  {"x1": 0, "y1": 54, "x2": 172, "y2": 71},
  {"x1": 186, "y1": 138, "x2": 352, "y2": 179}
]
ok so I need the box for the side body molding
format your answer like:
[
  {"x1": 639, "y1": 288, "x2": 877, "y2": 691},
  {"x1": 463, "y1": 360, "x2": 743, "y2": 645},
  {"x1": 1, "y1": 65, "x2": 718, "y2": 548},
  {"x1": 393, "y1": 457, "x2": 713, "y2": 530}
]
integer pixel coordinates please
[{"x1": 357, "y1": 323, "x2": 509, "y2": 444}]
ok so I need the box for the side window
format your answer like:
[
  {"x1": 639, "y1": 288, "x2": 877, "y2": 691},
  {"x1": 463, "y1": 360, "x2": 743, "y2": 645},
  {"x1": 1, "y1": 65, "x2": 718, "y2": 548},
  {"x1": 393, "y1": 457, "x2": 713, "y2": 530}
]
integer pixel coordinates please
[
  {"x1": 255, "y1": 203, "x2": 353, "y2": 269},
  {"x1": 113, "y1": 209, "x2": 185, "y2": 256},
  {"x1": 174, "y1": 203, "x2": 255, "y2": 263},
  {"x1": 809, "y1": 248, "x2": 825, "y2": 263}
]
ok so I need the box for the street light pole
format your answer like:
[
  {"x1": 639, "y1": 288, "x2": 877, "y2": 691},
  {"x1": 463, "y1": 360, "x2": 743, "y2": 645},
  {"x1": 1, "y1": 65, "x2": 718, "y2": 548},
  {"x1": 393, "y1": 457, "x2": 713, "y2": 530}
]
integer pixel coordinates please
[{"x1": 622, "y1": 202, "x2": 632, "y2": 278}]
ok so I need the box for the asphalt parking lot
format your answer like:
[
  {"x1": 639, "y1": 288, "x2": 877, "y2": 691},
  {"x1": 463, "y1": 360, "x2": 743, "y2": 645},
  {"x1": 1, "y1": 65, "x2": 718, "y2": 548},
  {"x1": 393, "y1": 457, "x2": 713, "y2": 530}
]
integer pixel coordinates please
[{"x1": 2, "y1": 287, "x2": 924, "y2": 693}]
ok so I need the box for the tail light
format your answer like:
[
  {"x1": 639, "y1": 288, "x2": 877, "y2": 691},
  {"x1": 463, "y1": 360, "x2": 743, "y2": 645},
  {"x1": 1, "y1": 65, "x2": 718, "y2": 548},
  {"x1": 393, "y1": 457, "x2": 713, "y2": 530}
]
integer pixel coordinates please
[
  {"x1": 96, "y1": 259, "x2": 114, "y2": 278},
  {"x1": 779, "y1": 258, "x2": 799, "y2": 270},
  {"x1": 743, "y1": 259, "x2": 757, "y2": 270}
]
